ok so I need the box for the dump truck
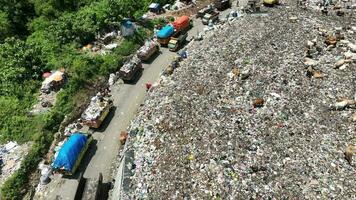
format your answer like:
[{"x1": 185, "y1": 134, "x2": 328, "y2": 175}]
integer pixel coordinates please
[
  {"x1": 81, "y1": 94, "x2": 113, "y2": 129},
  {"x1": 202, "y1": 11, "x2": 219, "y2": 25},
  {"x1": 137, "y1": 40, "x2": 160, "y2": 62},
  {"x1": 172, "y1": 15, "x2": 191, "y2": 33},
  {"x1": 168, "y1": 31, "x2": 188, "y2": 52},
  {"x1": 214, "y1": 0, "x2": 231, "y2": 11},
  {"x1": 157, "y1": 25, "x2": 174, "y2": 46},
  {"x1": 197, "y1": 4, "x2": 214, "y2": 18},
  {"x1": 52, "y1": 133, "x2": 93, "y2": 175},
  {"x1": 119, "y1": 56, "x2": 143, "y2": 81}
]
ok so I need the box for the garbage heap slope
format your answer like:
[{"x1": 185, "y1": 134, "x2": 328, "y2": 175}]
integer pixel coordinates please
[{"x1": 123, "y1": 4, "x2": 356, "y2": 200}]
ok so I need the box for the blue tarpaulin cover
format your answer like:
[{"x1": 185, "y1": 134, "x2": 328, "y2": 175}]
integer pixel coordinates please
[
  {"x1": 52, "y1": 133, "x2": 87, "y2": 172},
  {"x1": 157, "y1": 25, "x2": 174, "y2": 39},
  {"x1": 123, "y1": 20, "x2": 133, "y2": 28}
]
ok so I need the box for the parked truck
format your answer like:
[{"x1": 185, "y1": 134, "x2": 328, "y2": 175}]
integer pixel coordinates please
[
  {"x1": 168, "y1": 31, "x2": 188, "y2": 52},
  {"x1": 119, "y1": 56, "x2": 143, "y2": 81},
  {"x1": 172, "y1": 15, "x2": 191, "y2": 33},
  {"x1": 157, "y1": 25, "x2": 174, "y2": 46},
  {"x1": 52, "y1": 133, "x2": 93, "y2": 175},
  {"x1": 214, "y1": 0, "x2": 231, "y2": 11},
  {"x1": 202, "y1": 11, "x2": 219, "y2": 25},
  {"x1": 81, "y1": 94, "x2": 113, "y2": 129},
  {"x1": 137, "y1": 40, "x2": 160, "y2": 62}
]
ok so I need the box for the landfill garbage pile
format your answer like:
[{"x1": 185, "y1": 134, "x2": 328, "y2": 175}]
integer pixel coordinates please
[
  {"x1": 300, "y1": 0, "x2": 355, "y2": 15},
  {"x1": 0, "y1": 142, "x2": 31, "y2": 186},
  {"x1": 121, "y1": 1, "x2": 355, "y2": 199},
  {"x1": 31, "y1": 70, "x2": 67, "y2": 115},
  {"x1": 31, "y1": 91, "x2": 57, "y2": 115}
]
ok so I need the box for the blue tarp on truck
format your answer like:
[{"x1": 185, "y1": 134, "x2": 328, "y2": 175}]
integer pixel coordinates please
[
  {"x1": 52, "y1": 133, "x2": 87, "y2": 172},
  {"x1": 157, "y1": 25, "x2": 174, "y2": 39}
]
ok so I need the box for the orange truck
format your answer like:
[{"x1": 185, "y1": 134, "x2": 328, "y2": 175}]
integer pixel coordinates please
[{"x1": 172, "y1": 15, "x2": 191, "y2": 33}]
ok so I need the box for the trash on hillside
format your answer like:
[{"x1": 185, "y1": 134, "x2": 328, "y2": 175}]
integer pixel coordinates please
[
  {"x1": 108, "y1": 73, "x2": 119, "y2": 86},
  {"x1": 39, "y1": 164, "x2": 52, "y2": 185},
  {"x1": 41, "y1": 71, "x2": 67, "y2": 94},
  {"x1": 121, "y1": 19, "x2": 136, "y2": 37},
  {"x1": 0, "y1": 142, "x2": 31, "y2": 186}
]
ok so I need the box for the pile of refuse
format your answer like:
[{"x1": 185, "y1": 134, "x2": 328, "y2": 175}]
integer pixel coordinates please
[
  {"x1": 120, "y1": 56, "x2": 142, "y2": 74},
  {"x1": 82, "y1": 30, "x2": 123, "y2": 55},
  {"x1": 81, "y1": 93, "x2": 112, "y2": 122},
  {"x1": 41, "y1": 71, "x2": 67, "y2": 94},
  {"x1": 137, "y1": 40, "x2": 159, "y2": 61},
  {"x1": 0, "y1": 142, "x2": 31, "y2": 186},
  {"x1": 120, "y1": 1, "x2": 355, "y2": 199},
  {"x1": 300, "y1": 0, "x2": 355, "y2": 15},
  {"x1": 31, "y1": 70, "x2": 67, "y2": 115},
  {"x1": 64, "y1": 121, "x2": 84, "y2": 136}
]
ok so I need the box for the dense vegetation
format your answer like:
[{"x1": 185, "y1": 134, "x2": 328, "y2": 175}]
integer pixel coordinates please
[{"x1": 0, "y1": 0, "x2": 174, "y2": 199}]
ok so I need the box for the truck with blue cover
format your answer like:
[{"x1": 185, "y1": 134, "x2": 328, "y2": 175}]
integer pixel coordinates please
[
  {"x1": 157, "y1": 25, "x2": 174, "y2": 46},
  {"x1": 52, "y1": 133, "x2": 92, "y2": 175}
]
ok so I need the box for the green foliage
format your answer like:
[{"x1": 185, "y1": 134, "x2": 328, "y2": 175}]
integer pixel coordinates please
[
  {"x1": 0, "y1": 0, "x2": 34, "y2": 39},
  {"x1": 114, "y1": 40, "x2": 139, "y2": 56},
  {"x1": 0, "y1": 0, "x2": 156, "y2": 198},
  {"x1": 0, "y1": 38, "x2": 45, "y2": 96},
  {"x1": 33, "y1": 0, "x2": 95, "y2": 18},
  {"x1": 0, "y1": 96, "x2": 45, "y2": 143},
  {"x1": 0, "y1": 11, "x2": 10, "y2": 41}
]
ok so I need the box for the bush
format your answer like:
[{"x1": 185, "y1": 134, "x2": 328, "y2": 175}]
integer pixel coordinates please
[{"x1": 1, "y1": 0, "x2": 154, "y2": 198}]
